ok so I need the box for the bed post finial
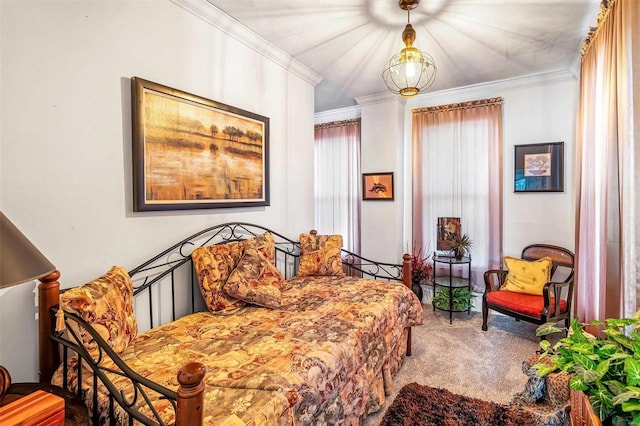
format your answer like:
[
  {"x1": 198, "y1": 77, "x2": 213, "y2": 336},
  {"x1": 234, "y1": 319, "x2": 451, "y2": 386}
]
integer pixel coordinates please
[
  {"x1": 177, "y1": 362, "x2": 206, "y2": 426},
  {"x1": 38, "y1": 270, "x2": 61, "y2": 384},
  {"x1": 310, "y1": 229, "x2": 318, "y2": 235}
]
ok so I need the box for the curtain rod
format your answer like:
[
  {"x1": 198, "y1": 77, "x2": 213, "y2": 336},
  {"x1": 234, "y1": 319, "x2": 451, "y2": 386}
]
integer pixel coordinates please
[
  {"x1": 581, "y1": 0, "x2": 616, "y2": 58},
  {"x1": 412, "y1": 97, "x2": 503, "y2": 115},
  {"x1": 314, "y1": 118, "x2": 360, "y2": 130}
]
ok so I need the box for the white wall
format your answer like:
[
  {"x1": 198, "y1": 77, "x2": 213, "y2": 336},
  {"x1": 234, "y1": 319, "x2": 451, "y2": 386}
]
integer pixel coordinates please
[
  {"x1": 314, "y1": 71, "x2": 578, "y2": 267},
  {"x1": 403, "y1": 71, "x2": 578, "y2": 258},
  {"x1": 358, "y1": 94, "x2": 406, "y2": 263},
  {"x1": 0, "y1": 0, "x2": 317, "y2": 382}
]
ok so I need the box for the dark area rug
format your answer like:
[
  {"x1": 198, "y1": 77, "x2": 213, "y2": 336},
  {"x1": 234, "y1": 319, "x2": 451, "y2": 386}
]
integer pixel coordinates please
[{"x1": 379, "y1": 382, "x2": 542, "y2": 426}]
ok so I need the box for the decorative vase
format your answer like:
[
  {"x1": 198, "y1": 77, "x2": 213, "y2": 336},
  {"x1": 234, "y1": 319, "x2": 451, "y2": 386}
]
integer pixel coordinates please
[
  {"x1": 411, "y1": 277, "x2": 423, "y2": 302},
  {"x1": 454, "y1": 249, "x2": 463, "y2": 260}
]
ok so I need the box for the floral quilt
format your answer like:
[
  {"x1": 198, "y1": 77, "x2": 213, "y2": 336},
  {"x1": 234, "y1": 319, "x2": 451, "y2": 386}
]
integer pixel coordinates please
[{"x1": 53, "y1": 276, "x2": 423, "y2": 425}]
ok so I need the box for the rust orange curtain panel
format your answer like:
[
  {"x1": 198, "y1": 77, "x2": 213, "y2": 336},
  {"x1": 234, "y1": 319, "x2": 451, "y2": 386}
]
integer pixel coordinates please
[{"x1": 574, "y1": 0, "x2": 639, "y2": 322}]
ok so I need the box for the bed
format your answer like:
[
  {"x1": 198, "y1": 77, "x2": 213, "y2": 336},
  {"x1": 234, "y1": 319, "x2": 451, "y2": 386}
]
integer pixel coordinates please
[{"x1": 36, "y1": 223, "x2": 423, "y2": 425}]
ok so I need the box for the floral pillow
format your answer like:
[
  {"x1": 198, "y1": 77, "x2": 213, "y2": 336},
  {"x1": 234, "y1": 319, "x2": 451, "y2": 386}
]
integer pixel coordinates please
[
  {"x1": 223, "y1": 247, "x2": 284, "y2": 309},
  {"x1": 60, "y1": 266, "x2": 137, "y2": 358},
  {"x1": 245, "y1": 232, "x2": 276, "y2": 265},
  {"x1": 296, "y1": 233, "x2": 344, "y2": 277},
  {"x1": 192, "y1": 233, "x2": 275, "y2": 312},
  {"x1": 501, "y1": 256, "x2": 553, "y2": 295}
]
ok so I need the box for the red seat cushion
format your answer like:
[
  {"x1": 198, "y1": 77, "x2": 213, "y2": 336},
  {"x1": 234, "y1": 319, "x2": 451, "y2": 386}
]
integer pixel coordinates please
[{"x1": 486, "y1": 290, "x2": 567, "y2": 317}]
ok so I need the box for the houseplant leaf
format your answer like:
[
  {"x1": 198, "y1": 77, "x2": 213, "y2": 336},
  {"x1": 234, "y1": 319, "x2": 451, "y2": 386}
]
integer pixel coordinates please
[
  {"x1": 622, "y1": 399, "x2": 640, "y2": 412},
  {"x1": 590, "y1": 391, "x2": 613, "y2": 420},
  {"x1": 626, "y1": 358, "x2": 640, "y2": 386},
  {"x1": 536, "y1": 322, "x2": 563, "y2": 337},
  {"x1": 614, "y1": 392, "x2": 640, "y2": 406},
  {"x1": 599, "y1": 344, "x2": 622, "y2": 359}
]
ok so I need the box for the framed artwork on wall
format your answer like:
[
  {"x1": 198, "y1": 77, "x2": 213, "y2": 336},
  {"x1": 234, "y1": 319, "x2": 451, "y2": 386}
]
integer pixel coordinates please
[
  {"x1": 514, "y1": 142, "x2": 564, "y2": 193},
  {"x1": 362, "y1": 172, "x2": 394, "y2": 200},
  {"x1": 131, "y1": 77, "x2": 270, "y2": 211},
  {"x1": 437, "y1": 217, "x2": 461, "y2": 251}
]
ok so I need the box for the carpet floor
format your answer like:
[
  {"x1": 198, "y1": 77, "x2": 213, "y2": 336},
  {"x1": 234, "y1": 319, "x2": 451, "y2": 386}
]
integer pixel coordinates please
[{"x1": 364, "y1": 304, "x2": 557, "y2": 425}]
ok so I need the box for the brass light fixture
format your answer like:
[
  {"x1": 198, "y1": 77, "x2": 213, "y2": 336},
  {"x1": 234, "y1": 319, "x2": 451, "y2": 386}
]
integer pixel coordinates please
[{"x1": 382, "y1": 0, "x2": 437, "y2": 97}]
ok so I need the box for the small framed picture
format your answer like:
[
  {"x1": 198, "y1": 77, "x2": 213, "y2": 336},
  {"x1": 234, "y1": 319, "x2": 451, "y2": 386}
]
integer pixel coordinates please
[
  {"x1": 514, "y1": 142, "x2": 564, "y2": 192},
  {"x1": 362, "y1": 172, "x2": 394, "y2": 200},
  {"x1": 437, "y1": 217, "x2": 461, "y2": 251}
]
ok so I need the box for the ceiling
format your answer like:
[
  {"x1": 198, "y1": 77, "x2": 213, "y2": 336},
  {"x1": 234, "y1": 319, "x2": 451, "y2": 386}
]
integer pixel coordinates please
[{"x1": 206, "y1": 0, "x2": 601, "y2": 113}]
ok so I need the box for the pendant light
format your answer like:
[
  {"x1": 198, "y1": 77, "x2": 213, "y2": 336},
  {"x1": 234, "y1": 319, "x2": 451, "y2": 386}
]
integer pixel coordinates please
[{"x1": 382, "y1": 0, "x2": 437, "y2": 97}]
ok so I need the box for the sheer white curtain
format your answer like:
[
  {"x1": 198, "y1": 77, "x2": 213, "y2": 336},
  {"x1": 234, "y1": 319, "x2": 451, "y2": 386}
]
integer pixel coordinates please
[
  {"x1": 575, "y1": 0, "x2": 639, "y2": 322},
  {"x1": 314, "y1": 119, "x2": 361, "y2": 254},
  {"x1": 412, "y1": 99, "x2": 503, "y2": 289}
]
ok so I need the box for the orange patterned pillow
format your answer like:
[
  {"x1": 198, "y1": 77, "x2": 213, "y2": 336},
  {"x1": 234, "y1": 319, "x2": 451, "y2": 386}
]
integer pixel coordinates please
[
  {"x1": 245, "y1": 232, "x2": 276, "y2": 265},
  {"x1": 60, "y1": 266, "x2": 137, "y2": 357},
  {"x1": 296, "y1": 233, "x2": 344, "y2": 277},
  {"x1": 224, "y1": 247, "x2": 284, "y2": 309},
  {"x1": 192, "y1": 233, "x2": 275, "y2": 312}
]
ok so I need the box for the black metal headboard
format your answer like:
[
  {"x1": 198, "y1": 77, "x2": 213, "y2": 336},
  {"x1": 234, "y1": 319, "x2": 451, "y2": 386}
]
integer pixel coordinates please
[{"x1": 127, "y1": 222, "x2": 403, "y2": 331}]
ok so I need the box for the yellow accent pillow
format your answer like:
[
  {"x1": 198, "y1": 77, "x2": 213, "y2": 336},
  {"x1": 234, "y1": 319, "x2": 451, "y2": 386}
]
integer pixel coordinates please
[{"x1": 501, "y1": 256, "x2": 553, "y2": 295}]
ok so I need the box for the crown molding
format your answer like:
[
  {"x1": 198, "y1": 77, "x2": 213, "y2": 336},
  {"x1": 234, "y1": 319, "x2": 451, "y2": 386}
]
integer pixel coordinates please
[
  {"x1": 314, "y1": 105, "x2": 361, "y2": 124},
  {"x1": 355, "y1": 92, "x2": 406, "y2": 107},
  {"x1": 405, "y1": 69, "x2": 578, "y2": 108},
  {"x1": 169, "y1": 0, "x2": 323, "y2": 86}
]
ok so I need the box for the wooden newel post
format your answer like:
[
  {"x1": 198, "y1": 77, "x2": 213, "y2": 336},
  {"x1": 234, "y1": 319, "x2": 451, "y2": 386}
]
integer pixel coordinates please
[
  {"x1": 177, "y1": 362, "x2": 206, "y2": 425},
  {"x1": 402, "y1": 253, "x2": 412, "y2": 290},
  {"x1": 402, "y1": 253, "x2": 413, "y2": 357},
  {"x1": 38, "y1": 270, "x2": 61, "y2": 384}
]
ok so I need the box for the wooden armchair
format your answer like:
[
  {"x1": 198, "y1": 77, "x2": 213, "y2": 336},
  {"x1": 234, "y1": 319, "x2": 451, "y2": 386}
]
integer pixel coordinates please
[{"x1": 482, "y1": 244, "x2": 575, "y2": 333}]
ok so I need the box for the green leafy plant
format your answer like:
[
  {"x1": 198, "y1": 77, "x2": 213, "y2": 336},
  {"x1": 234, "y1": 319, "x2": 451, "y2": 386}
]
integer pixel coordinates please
[
  {"x1": 534, "y1": 313, "x2": 640, "y2": 425},
  {"x1": 446, "y1": 233, "x2": 473, "y2": 258},
  {"x1": 433, "y1": 287, "x2": 474, "y2": 311}
]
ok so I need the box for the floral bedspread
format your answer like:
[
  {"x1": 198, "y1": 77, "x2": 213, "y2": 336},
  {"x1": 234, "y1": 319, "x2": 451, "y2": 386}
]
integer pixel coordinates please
[{"x1": 53, "y1": 276, "x2": 423, "y2": 425}]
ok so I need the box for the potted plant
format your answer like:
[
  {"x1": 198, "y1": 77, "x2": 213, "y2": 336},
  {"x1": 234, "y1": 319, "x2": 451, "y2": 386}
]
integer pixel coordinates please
[
  {"x1": 534, "y1": 312, "x2": 640, "y2": 425},
  {"x1": 432, "y1": 287, "x2": 474, "y2": 311},
  {"x1": 409, "y1": 242, "x2": 433, "y2": 301},
  {"x1": 446, "y1": 233, "x2": 473, "y2": 260}
]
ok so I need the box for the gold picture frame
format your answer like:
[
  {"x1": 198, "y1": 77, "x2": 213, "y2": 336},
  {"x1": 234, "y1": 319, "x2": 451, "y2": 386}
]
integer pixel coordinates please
[
  {"x1": 362, "y1": 172, "x2": 394, "y2": 201},
  {"x1": 131, "y1": 77, "x2": 270, "y2": 211}
]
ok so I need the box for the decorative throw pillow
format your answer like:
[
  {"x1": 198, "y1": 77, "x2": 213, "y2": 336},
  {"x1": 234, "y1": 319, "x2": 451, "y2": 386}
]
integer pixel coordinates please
[
  {"x1": 501, "y1": 256, "x2": 553, "y2": 295},
  {"x1": 192, "y1": 233, "x2": 275, "y2": 312},
  {"x1": 223, "y1": 247, "x2": 284, "y2": 309},
  {"x1": 245, "y1": 232, "x2": 276, "y2": 265},
  {"x1": 296, "y1": 233, "x2": 344, "y2": 277},
  {"x1": 60, "y1": 266, "x2": 137, "y2": 357}
]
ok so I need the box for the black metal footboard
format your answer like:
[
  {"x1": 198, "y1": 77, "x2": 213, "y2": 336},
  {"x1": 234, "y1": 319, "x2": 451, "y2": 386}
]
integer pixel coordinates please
[{"x1": 52, "y1": 309, "x2": 177, "y2": 425}]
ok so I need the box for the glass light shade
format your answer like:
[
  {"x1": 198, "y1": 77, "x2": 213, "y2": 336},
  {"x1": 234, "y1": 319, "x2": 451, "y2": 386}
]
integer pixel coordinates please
[
  {"x1": 382, "y1": 46, "x2": 437, "y2": 97},
  {"x1": 0, "y1": 211, "x2": 55, "y2": 288}
]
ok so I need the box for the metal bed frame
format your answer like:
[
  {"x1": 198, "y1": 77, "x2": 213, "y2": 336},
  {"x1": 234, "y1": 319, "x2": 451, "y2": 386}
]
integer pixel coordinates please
[{"x1": 37, "y1": 222, "x2": 412, "y2": 425}]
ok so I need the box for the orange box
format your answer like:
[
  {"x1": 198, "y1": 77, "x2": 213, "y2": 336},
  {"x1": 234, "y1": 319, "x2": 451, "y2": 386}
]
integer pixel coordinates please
[{"x1": 0, "y1": 390, "x2": 65, "y2": 426}]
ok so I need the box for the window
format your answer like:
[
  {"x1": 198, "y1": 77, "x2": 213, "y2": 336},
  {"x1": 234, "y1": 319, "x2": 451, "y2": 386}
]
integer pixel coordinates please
[
  {"x1": 412, "y1": 99, "x2": 503, "y2": 285},
  {"x1": 314, "y1": 119, "x2": 361, "y2": 253}
]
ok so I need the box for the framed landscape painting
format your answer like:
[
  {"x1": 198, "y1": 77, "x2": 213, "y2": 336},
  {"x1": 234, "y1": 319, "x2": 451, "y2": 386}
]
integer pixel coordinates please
[
  {"x1": 514, "y1": 142, "x2": 564, "y2": 193},
  {"x1": 131, "y1": 77, "x2": 270, "y2": 211},
  {"x1": 362, "y1": 172, "x2": 394, "y2": 200}
]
